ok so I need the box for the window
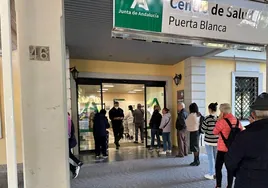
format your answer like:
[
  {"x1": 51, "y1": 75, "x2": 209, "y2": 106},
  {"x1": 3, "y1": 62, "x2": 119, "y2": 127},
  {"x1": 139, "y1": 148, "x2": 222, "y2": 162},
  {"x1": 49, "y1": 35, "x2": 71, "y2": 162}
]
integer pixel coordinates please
[{"x1": 235, "y1": 77, "x2": 258, "y2": 120}]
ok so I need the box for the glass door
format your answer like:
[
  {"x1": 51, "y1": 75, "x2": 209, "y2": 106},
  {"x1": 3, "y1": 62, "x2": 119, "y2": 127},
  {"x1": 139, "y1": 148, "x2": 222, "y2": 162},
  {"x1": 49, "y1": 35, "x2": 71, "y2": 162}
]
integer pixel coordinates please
[
  {"x1": 77, "y1": 84, "x2": 103, "y2": 152},
  {"x1": 145, "y1": 86, "x2": 166, "y2": 147}
]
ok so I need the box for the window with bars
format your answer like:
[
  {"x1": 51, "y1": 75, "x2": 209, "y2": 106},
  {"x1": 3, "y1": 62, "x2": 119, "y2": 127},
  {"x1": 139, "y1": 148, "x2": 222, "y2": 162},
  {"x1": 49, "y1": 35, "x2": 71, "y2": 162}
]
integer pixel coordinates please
[{"x1": 235, "y1": 77, "x2": 258, "y2": 120}]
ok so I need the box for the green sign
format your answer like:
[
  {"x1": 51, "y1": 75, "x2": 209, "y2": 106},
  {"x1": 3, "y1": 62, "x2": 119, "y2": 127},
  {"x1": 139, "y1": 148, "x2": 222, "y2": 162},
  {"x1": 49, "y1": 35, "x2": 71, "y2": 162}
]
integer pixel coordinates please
[{"x1": 114, "y1": 0, "x2": 163, "y2": 32}]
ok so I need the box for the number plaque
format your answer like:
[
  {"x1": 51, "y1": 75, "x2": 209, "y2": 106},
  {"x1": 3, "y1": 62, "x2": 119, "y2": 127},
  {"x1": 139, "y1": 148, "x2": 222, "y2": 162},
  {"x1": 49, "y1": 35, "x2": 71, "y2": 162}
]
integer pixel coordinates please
[{"x1": 29, "y1": 46, "x2": 50, "y2": 61}]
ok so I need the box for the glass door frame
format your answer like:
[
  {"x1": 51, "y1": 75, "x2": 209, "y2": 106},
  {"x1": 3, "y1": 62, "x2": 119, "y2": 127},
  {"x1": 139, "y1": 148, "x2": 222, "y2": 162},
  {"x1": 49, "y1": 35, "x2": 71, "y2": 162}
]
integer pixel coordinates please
[
  {"x1": 76, "y1": 78, "x2": 166, "y2": 153},
  {"x1": 144, "y1": 84, "x2": 166, "y2": 148}
]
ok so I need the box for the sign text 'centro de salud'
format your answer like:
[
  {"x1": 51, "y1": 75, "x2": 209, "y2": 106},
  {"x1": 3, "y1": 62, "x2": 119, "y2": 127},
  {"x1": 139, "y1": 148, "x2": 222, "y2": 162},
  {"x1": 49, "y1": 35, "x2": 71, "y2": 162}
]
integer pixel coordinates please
[{"x1": 113, "y1": 0, "x2": 268, "y2": 45}]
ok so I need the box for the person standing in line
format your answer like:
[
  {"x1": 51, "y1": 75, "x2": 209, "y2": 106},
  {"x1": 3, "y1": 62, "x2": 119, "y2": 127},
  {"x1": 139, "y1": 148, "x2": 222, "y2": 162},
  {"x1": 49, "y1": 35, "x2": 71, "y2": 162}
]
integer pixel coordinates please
[
  {"x1": 159, "y1": 108, "x2": 172, "y2": 155},
  {"x1": 109, "y1": 101, "x2": 124, "y2": 150},
  {"x1": 186, "y1": 103, "x2": 201, "y2": 166},
  {"x1": 93, "y1": 109, "x2": 110, "y2": 159},
  {"x1": 149, "y1": 105, "x2": 162, "y2": 150},
  {"x1": 176, "y1": 102, "x2": 189, "y2": 158},
  {"x1": 201, "y1": 103, "x2": 219, "y2": 180},
  {"x1": 133, "y1": 104, "x2": 145, "y2": 144},
  {"x1": 213, "y1": 103, "x2": 243, "y2": 188},
  {"x1": 68, "y1": 113, "x2": 83, "y2": 179},
  {"x1": 225, "y1": 93, "x2": 268, "y2": 188},
  {"x1": 124, "y1": 105, "x2": 134, "y2": 140}
]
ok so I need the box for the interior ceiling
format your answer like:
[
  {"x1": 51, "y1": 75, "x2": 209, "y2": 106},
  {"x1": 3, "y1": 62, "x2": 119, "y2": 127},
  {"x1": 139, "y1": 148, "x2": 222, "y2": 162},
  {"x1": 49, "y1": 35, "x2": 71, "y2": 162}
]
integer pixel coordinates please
[
  {"x1": 64, "y1": 0, "x2": 218, "y2": 65},
  {"x1": 80, "y1": 84, "x2": 144, "y2": 94}
]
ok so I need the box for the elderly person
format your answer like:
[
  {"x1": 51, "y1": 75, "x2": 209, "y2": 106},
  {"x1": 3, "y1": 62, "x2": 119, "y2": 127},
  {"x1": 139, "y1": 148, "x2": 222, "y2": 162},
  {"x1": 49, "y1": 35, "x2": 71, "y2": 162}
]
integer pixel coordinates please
[
  {"x1": 133, "y1": 104, "x2": 145, "y2": 144},
  {"x1": 213, "y1": 103, "x2": 243, "y2": 188},
  {"x1": 176, "y1": 102, "x2": 188, "y2": 158},
  {"x1": 225, "y1": 93, "x2": 268, "y2": 188}
]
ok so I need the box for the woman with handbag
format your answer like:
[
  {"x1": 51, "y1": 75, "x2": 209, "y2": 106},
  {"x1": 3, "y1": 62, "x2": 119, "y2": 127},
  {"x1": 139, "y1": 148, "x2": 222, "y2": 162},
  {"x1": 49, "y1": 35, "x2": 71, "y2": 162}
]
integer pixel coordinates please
[{"x1": 159, "y1": 108, "x2": 172, "y2": 155}]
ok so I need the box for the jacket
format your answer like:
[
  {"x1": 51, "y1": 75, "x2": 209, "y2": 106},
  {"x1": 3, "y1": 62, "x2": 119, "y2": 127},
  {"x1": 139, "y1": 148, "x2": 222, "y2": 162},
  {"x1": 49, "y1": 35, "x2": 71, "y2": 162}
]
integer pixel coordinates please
[
  {"x1": 176, "y1": 109, "x2": 188, "y2": 131},
  {"x1": 201, "y1": 114, "x2": 219, "y2": 146},
  {"x1": 149, "y1": 110, "x2": 162, "y2": 129},
  {"x1": 159, "y1": 112, "x2": 172, "y2": 133},
  {"x1": 124, "y1": 110, "x2": 134, "y2": 125},
  {"x1": 109, "y1": 107, "x2": 124, "y2": 128},
  {"x1": 133, "y1": 109, "x2": 145, "y2": 124},
  {"x1": 93, "y1": 113, "x2": 110, "y2": 137},
  {"x1": 225, "y1": 118, "x2": 268, "y2": 188},
  {"x1": 68, "y1": 115, "x2": 72, "y2": 138},
  {"x1": 186, "y1": 113, "x2": 200, "y2": 132},
  {"x1": 213, "y1": 113, "x2": 243, "y2": 152}
]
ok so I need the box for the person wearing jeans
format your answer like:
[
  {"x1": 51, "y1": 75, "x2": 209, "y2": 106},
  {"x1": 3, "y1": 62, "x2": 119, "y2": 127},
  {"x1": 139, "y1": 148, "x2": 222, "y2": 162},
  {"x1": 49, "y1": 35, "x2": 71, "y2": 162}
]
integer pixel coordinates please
[
  {"x1": 201, "y1": 103, "x2": 219, "y2": 180},
  {"x1": 213, "y1": 103, "x2": 243, "y2": 188},
  {"x1": 159, "y1": 108, "x2": 172, "y2": 155},
  {"x1": 149, "y1": 105, "x2": 162, "y2": 150}
]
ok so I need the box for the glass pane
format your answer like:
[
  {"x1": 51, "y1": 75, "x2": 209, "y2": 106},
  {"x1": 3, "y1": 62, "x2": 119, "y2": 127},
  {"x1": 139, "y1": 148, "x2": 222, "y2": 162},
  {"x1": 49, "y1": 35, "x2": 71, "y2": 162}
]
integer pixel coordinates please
[
  {"x1": 102, "y1": 83, "x2": 145, "y2": 147},
  {"x1": 146, "y1": 87, "x2": 165, "y2": 147},
  {"x1": 78, "y1": 85, "x2": 102, "y2": 151}
]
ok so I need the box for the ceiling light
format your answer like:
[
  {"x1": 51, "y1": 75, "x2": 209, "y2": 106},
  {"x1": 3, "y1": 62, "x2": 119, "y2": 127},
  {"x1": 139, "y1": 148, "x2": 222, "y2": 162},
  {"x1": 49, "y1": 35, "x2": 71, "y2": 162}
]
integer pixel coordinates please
[
  {"x1": 134, "y1": 89, "x2": 143, "y2": 92},
  {"x1": 103, "y1": 85, "x2": 114, "y2": 88},
  {"x1": 97, "y1": 91, "x2": 106, "y2": 93},
  {"x1": 100, "y1": 89, "x2": 108, "y2": 91},
  {"x1": 128, "y1": 91, "x2": 136, "y2": 94}
]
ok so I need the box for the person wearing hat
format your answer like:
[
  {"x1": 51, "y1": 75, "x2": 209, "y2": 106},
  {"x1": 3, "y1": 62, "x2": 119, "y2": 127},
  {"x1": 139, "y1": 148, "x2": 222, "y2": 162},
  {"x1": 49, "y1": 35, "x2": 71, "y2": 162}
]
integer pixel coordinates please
[
  {"x1": 225, "y1": 92, "x2": 268, "y2": 188},
  {"x1": 133, "y1": 104, "x2": 145, "y2": 144}
]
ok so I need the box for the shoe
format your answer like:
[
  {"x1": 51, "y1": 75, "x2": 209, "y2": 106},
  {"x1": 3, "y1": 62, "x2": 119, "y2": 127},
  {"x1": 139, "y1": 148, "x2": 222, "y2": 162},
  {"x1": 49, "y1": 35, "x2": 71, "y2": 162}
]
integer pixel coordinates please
[
  {"x1": 148, "y1": 147, "x2": 153, "y2": 151},
  {"x1": 159, "y1": 151, "x2": 167, "y2": 155},
  {"x1": 102, "y1": 155, "x2": 108, "y2": 159},
  {"x1": 116, "y1": 146, "x2": 119, "y2": 150},
  {"x1": 78, "y1": 162, "x2": 83, "y2": 167},
  {"x1": 96, "y1": 156, "x2": 101, "y2": 159},
  {"x1": 73, "y1": 166, "x2": 80, "y2": 179},
  {"x1": 176, "y1": 154, "x2": 184, "y2": 158},
  {"x1": 134, "y1": 141, "x2": 138, "y2": 144},
  {"x1": 141, "y1": 141, "x2": 144, "y2": 144},
  {"x1": 204, "y1": 174, "x2": 215, "y2": 180},
  {"x1": 190, "y1": 160, "x2": 200, "y2": 166},
  {"x1": 167, "y1": 150, "x2": 172, "y2": 154}
]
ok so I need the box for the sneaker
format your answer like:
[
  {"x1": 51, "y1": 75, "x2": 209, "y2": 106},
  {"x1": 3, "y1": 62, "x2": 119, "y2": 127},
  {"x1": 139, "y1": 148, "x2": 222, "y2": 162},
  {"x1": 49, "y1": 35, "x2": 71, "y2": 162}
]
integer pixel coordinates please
[
  {"x1": 78, "y1": 162, "x2": 83, "y2": 167},
  {"x1": 102, "y1": 155, "x2": 108, "y2": 159},
  {"x1": 73, "y1": 166, "x2": 80, "y2": 179},
  {"x1": 96, "y1": 156, "x2": 101, "y2": 159},
  {"x1": 148, "y1": 147, "x2": 153, "y2": 151},
  {"x1": 159, "y1": 151, "x2": 167, "y2": 155},
  {"x1": 167, "y1": 150, "x2": 172, "y2": 154},
  {"x1": 204, "y1": 174, "x2": 215, "y2": 180}
]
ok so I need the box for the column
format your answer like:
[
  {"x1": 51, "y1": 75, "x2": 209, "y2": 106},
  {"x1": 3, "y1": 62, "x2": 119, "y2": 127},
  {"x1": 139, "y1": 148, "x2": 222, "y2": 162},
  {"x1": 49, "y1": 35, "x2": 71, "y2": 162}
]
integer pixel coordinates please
[
  {"x1": 15, "y1": 0, "x2": 70, "y2": 188},
  {"x1": 184, "y1": 57, "x2": 206, "y2": 115},
  {"x1": 0, "y1": 0, "x2": 18, "y2": 187},
  {"x1": 266, "y1": 46, "x2": 268, "y2": 92}
]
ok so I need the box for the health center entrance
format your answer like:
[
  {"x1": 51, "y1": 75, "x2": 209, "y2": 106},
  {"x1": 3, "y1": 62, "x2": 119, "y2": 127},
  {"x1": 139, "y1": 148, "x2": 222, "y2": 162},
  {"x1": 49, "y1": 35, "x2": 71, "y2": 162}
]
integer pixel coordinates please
[{"x1": 76, "y1": 78, "x2": 166, "y2": 153}]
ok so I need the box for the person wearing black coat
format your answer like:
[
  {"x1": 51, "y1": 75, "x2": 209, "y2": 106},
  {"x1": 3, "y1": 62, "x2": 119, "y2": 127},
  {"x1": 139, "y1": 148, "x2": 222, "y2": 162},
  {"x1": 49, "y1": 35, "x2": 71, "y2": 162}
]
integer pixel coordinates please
[
  {"x1": 225, "y1": 93, "x2": 268, "y2": 188},
  {"x1": 109, "y1": 102, "x2": 124, "y2": 149},
  {"x1": 93, "y1": 109, "x2": 110, "y2": 158},
  {"x1": 149, "y1": 105, "x2": 162, "y2": 150}
]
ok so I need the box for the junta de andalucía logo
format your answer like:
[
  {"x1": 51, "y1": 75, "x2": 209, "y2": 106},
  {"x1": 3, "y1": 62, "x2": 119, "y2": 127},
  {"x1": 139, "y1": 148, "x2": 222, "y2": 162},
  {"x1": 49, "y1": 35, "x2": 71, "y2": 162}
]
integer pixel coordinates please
[{"x1": 131, "y1": 0, "x2": 149, "y2": 11}]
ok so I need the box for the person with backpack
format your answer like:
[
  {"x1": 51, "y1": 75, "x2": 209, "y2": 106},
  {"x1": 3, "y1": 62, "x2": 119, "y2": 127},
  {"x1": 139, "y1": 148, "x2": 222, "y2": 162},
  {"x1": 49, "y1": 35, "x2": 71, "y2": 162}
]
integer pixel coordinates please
[
  {"x1": 225, "y1": 93, "x2": 268, "y2": 188},
  {"x1": 201, "y1": 103, "x2": 219, "y2": 180},
  {"x1": 213, "y1": 103, "x2": 243, "y2": 188},
  {"x1": 149, "y1": 105, "x2": 162, "y2": 150},
  {"x1": 186, "y1": 103, "x2": 201, "y2": 166},
  {"x1": 68, "y1": 113, "x2": 83, "y2": 179},
  {"x1": 93, "y1": 109, "x2": 110, "y2": 159},
  {"x1": 133, "y1": 104, "x2": 145, "y2": 144}
]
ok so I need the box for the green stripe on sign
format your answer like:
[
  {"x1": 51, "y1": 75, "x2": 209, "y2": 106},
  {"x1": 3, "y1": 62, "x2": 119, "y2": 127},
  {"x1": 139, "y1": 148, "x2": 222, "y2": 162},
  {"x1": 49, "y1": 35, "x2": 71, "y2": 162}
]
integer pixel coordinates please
[{"x1": 114, "y1": 0, "x2": 163, "y2": 32}]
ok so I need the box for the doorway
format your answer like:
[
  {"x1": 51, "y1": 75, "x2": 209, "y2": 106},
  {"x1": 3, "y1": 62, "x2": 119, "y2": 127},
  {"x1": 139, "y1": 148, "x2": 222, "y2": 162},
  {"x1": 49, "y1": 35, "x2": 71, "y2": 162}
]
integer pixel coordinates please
[{"x1": 76, "y1": 78, "x2": 166, "y2": 153}]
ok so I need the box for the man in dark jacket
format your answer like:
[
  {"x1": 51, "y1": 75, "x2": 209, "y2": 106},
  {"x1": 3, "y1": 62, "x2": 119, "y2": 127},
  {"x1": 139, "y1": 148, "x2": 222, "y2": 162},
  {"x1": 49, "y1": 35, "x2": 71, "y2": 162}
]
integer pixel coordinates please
[
  {"x1": 225, "y1": 93, "x2": 268, "y2": 188},
  {"x1": 149, "y1": 105, "x2": 162, "y2": 150},
  {"x1": 109, "y1": 102, "x2": 124, "y2": 149},
  {"x1": 93, "y1": 109, "x2": 110, "y2": 158},
  {"x1": 176, "y1": 102, "x2": 188, "y2": 158}
]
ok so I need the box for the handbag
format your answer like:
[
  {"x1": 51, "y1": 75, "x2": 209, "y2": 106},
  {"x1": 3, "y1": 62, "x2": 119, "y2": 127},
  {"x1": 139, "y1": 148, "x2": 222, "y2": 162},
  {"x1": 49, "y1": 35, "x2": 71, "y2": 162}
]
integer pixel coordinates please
[{"x1": 159, "y1": 118, "x2": 171, "y2": 135}]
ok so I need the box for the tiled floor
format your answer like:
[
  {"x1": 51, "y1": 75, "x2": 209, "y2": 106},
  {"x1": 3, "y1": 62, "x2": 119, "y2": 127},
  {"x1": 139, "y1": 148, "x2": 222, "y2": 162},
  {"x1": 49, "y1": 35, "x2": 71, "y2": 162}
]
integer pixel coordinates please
[{"x1": 72, "y1": 146, "x2": 227, "y2": 188}]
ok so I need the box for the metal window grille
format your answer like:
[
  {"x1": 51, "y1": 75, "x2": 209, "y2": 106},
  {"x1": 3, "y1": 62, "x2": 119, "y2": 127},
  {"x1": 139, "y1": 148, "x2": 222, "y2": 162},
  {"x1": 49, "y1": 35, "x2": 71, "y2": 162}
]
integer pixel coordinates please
[{"x1": 235, "y1": 77, "x2": 258, "y2": 120}]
